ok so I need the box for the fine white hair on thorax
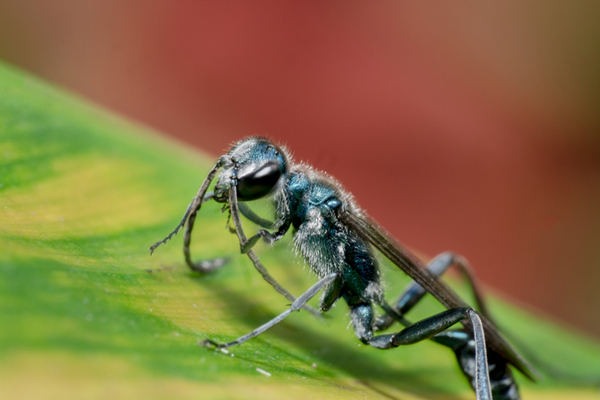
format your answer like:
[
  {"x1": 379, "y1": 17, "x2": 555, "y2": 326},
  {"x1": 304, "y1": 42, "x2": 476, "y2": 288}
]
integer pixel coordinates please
[{"x1": 293, "y1": 207, "x2": 346, "y2": 278}]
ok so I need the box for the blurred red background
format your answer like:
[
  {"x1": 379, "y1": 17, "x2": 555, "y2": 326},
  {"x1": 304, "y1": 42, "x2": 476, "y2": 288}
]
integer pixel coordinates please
[{"x1": 1, "y1": 1, "x2": 599, "y2": 337}]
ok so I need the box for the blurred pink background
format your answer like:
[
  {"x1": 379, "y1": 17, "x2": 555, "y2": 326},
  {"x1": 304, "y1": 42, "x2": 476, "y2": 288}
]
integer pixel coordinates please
[{"x1": 1, "y1": 1, "x2": 599, "y2": 337}]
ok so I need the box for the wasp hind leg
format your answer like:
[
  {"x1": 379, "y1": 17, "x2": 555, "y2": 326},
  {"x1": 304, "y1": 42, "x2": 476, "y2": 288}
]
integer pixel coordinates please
[
  {"x1": 374, "y1": 251, "x2": 492, "y2": 332},
  {"x1": 351, "y1": 302, "x2": 492, "y2": 400}
]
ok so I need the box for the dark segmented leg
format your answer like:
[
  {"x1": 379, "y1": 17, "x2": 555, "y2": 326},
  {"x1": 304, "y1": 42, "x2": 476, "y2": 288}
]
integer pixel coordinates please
[
  {"x1": 238, "y1": 202, "x2": 275, "y2": 229},
  {"x1": 433, "y1": 330, "x2": 520, "y2": 400},
  {"x1": 186, "y1": 256, "x2": 229, "y2": 273},
  {"x1": 469, "y1": 309, "x2": 493, "y2": 400},
  {"x1": 355, "y1": 304, "x2": 472, "y2": 348},
  {"x1": 319, "y1": 276, "x2": 343, "y2": 312},
  {"x1": 149, "y1": 158, "x2": 230, "y2": 274},
  {"x1": 236, "y1": 204, "x2": 290, "y2": 254},
  {"x1": 183, "y1": 160, "x2": 226, "y2": 270},
  {"x1": 240, "y1": 229, "x2": 279, "y2": 254},
  {"x1": 352, "y1": 302, "x2": 492, "y2": 400},
  {"x1": 415, "y1": 257, "x2": 595, "y2": 392},
  {"x1": 149, "y1": 192, "x2": 214, "y2": 253},
  {"x1": 228, "y1": 181, "x2": 322, "y2": 318},
  {"x1": 375, "y1": 252, "x2": 513, "y2": 399},
  {"x1": 149, "y1": 159, "x2": 232, "y2": 273},
  {"x1": 149, "y1": 199, "x2": 194, "y2": 255},
  {"x1": 202, "y1": 273, "x2": 338, "y2": 349},
  {"x1": 149, "y1": 192, "x2": 228, "y2": 273},
  {"x1": 375, "y1": 251, "x2": 492, "y2": 332}
]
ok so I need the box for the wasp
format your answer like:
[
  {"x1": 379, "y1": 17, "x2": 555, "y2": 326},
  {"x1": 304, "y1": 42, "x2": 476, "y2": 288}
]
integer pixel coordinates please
[{"x1": 150, "y1": 137, "x2": 535, "y2": 399}]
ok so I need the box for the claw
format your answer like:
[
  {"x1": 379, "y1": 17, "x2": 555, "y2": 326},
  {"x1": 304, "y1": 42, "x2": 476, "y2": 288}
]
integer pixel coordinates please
[
  {"x1": 149, "y1": 229, "x2": 181, "y2": 255},
  {"x1": 200, "y1": 338, "x2": 222, "y2": 349}
]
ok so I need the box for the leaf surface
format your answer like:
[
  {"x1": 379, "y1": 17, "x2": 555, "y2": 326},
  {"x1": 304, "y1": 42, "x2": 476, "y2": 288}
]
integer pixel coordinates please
[{"x1": 1, "y1": 61, "x2": 599, "y2": 400}]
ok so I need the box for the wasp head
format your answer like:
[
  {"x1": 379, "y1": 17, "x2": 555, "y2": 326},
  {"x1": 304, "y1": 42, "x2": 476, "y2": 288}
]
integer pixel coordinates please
[{"x1": 213, "y1": 137, "x2": 288, "y2": 203}]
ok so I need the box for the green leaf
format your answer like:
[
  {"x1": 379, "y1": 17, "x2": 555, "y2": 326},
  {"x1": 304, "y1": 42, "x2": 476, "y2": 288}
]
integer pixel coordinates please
[{"x1": 1, "y1": 60, "x2": 599, "y2": 400}]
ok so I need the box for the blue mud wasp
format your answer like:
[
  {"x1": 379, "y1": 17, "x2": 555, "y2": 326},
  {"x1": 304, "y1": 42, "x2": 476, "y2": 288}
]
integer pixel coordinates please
[{"x1": 150, "y1": 137, "x2": 536, "y2": 400}]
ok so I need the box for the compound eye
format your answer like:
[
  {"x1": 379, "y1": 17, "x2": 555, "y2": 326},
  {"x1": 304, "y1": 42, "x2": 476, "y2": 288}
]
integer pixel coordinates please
[{"x1": 237, "y1": 161, "x2": 282, "y2": 201}]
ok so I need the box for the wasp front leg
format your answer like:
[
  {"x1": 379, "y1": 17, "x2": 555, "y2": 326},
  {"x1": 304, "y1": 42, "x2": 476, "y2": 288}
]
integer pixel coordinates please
[{"x1": 227, "y1": 178, "x2": 322, "y2": 318}]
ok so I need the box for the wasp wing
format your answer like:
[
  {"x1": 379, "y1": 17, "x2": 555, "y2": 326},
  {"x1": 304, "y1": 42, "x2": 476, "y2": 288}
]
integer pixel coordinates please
[{"x1": 338, "y1": 209, "x2": 537, "y2": 380}]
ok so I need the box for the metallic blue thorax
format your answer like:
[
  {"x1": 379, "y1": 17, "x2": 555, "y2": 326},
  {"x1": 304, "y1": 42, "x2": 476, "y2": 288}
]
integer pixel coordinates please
[{"x1": 282, "y1": 169, "x2": 381, "y2": 307}]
